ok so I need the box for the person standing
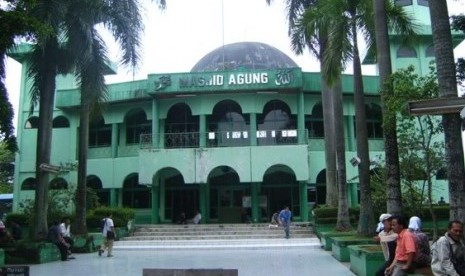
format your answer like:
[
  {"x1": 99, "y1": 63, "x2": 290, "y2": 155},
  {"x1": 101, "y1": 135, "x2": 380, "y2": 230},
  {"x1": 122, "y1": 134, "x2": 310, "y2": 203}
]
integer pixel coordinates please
[
  {"x1": 431, "y1": 220, "x2": 465, "y2": 276},
  {"x1": 47, "y1": 221, "x2": 70, "y2": 261},
  {"x1": 385, "y1": 215, "x2": 417, "y2": 276},
  {"x1": 375, "y1": 214, "x2": 397, "y2": 276},
  {"x1": 279, "y1": 206, "x2": 292, "y2": 239},
  {"x1": 99, "y1": 213, "x2": 116, "y2": 258}
]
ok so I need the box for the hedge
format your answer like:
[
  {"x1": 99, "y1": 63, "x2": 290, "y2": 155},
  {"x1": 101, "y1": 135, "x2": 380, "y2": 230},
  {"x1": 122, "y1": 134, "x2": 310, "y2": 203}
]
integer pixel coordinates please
[{"x1": 87, "y1": 207, "x2": 135, "y2": 229}]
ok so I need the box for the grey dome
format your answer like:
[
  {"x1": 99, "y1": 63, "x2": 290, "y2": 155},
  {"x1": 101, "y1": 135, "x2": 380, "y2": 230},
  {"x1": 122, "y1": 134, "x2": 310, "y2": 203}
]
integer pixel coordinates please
[{"x1": 191, "y1": 42, "x2": 298, "y2": 72}]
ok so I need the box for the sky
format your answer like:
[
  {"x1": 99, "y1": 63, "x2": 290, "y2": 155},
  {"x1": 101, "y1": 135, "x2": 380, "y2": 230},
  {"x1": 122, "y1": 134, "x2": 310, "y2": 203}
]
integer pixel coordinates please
[{"x1": 4, "y1": 0, "x2": 465, "y2": 134}]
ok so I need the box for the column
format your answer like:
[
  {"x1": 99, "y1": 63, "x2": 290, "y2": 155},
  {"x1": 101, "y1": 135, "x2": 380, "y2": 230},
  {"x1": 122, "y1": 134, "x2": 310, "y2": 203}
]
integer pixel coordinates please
[
  {"x1": 249, "y1": 113, "x2": 257, "y2": 146},
  {"x1": 297, "y1": 91, "x2": 306, "y2": 144},
  {"x1": 117, "y1": 188, "x2": 123, "y2": 207},
  {"x1": 251, "y1": 182, "x2": 259, "y2": 222},
  {"x1": 111, "y1": 123, "x2": 119, "y2": 158},
  {"x1": 159, "y1": 119, "x2": 165, "y2": 149},
  {"x1": 151, "y1": 180, "x2": 160, "y2": 224},
  {"x1": 199, "y1": 114, "x2": 206, "y2": 147},
  {"x1": 347, "y1": 116, "x2": 355, "y2": 151},
  {"x1": 152, "y1": 99, "x2": 159, "y2": 148},
  {"x1": 110, "y1": 188, "x2": 117, "y2": 207},
  {"x1": 199, "y1": 184, "x2": 207, "y2": 222},
  {"x1": 299, "y1": 182, "x2": 309, "y2": 222}
]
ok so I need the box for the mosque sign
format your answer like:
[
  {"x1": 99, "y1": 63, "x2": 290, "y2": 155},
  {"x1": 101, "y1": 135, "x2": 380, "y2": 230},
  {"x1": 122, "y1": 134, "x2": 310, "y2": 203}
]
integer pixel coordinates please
[{"x1": 148, "y1": 68, "x2": 302, "y2": 94}]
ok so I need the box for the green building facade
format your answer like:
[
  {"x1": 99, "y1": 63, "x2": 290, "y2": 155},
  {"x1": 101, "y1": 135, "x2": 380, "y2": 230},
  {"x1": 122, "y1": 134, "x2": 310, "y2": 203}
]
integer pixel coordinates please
[{"x1": 9, "y1": 1, "x2": 462, "y2": 223}]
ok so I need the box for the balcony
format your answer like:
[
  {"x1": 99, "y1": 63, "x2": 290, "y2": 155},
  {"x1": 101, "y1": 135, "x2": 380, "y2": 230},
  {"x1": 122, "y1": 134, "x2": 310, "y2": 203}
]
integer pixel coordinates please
[{"x1": 140, "y1": 129, "x2": 307, "y2": 149}]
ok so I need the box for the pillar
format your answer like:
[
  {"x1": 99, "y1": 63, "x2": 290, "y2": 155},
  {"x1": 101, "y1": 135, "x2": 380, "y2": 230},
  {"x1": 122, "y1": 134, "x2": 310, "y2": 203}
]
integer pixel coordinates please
[
  {"x1": 199, "y1": 184, "x2": 207, "y2": 222},
  {"x1": 299, "y1": 181, "x2": 309, "y2": 222},
  {"x1": 110, "y1": 188, "x2": 117, "y2": 207},
  {"x1": 117, "y1": 188, "x2": 123, "y2": 207},
  {"x1": 152, "y1": 99, "x2": 159, "y2": 148},
  {"x1": 297, "y1": 91, "x2": 306, "y2": 144},
  {"x1": 151, "y1": 180, "x2": 160, "y2": 224},
  {"x1": 251, "y1": 182, "x2": 260, "y2": 222},
  {"x1": 111, "y1": 123, "x2": 118, "y2": 158},
  {"x1": 347, "y1": 116, "x2": 355, "y2": 151},
  {"x1": 249, "y1": 113, "x2": 257, "y2": 146},
  {"x1": 159, "y1": 119, "x2": 165, "y2": 149},
  {"x1": 199, "y1": 114, "x2": 206, "y2": 147}
]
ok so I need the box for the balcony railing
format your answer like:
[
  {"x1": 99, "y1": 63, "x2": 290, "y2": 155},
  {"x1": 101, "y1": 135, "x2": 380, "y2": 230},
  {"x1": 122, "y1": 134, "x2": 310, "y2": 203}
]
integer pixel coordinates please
[{"x1": 140, "y1": 129, "x2": 308, "y2": 149}]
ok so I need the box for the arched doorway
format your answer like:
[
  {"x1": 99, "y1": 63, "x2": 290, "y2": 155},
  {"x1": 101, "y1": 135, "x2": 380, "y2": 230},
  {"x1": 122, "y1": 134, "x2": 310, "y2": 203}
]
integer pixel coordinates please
[
  {"x1": 158, "y1": 168, "x2": 198, "y2": 223},
  {"x1": 315, "y1": 169, "x2": 327, "y2": 205},
  {"x1": 86, "y1": 175, "x2": 109, "y2": 206},
  {"x1": 123, "y1": 173, "x2": 150, "y2": 208},
  {"x1": 262, "y1": 165, "x2": 299, "y2": 220},
  {"x1": 208, "y1": 166, "x2": 248, "y2": 223},
  {"x1": 208, "y1": 100, "x2": 249, "y2": 147},
  {"x1": 165, "y1": 103, "x2": 199, "y2": 148}
]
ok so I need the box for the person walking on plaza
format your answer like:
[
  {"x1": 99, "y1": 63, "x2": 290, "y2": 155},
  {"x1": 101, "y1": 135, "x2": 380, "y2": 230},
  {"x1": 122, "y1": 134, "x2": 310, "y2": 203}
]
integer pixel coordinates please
[
  {"x1": 375, "y1": 214, "x2": 397, "y2": 276},
  {"x1": 279, "y1": 206, "x2": 292, "y2": 239},
  {"x1": 431, "y1": 220, "x2": 465, "y2": 276},
  {"x1": 385, "y1": 215, "x2": 417, "y2": 276},
  {"x1": 99, "y1": 213, "x2": 116, "y2": 257}
]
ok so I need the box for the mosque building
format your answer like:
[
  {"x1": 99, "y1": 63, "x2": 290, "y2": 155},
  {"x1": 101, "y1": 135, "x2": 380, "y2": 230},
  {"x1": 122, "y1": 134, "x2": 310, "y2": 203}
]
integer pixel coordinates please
[{"x1": 8, "y1": 1, "x2": 462, "y2": 223}]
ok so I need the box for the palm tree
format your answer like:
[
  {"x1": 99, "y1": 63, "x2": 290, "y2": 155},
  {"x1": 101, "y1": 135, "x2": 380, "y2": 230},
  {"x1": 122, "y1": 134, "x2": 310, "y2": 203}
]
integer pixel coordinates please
[
  {"x1": 27, "y1": 0, "x2": 72, "y2": 239},
  {"x1": 429, "y1": 1, "x2": 465, "y2": 222},
  {"x1": 63, "y1": 0, "x2": 165, "y2": 234},
  {"x1": 266, "y1": 0, "x2": 340, "y2": 209},
  {"x1": 297, "y1": 0, "x2": 416, "y2": 234}
]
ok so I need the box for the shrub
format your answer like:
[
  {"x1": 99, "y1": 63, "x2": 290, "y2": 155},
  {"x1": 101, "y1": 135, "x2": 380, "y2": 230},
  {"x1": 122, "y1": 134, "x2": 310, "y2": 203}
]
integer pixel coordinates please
[
  {"x1": 87, "y1": 207, "x2": 135, "y2": 228},
  {"x1": 5, "y1": 213, "x2": 30, "y2": 226}
]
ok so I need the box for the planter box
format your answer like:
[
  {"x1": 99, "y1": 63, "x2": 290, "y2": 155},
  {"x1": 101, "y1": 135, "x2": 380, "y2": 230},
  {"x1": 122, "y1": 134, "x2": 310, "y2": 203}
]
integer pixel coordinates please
[
  {"x1": 319, "y1": 231, "x2": 357, "y2": 251},
  {"x1": 5, "y1": 243, "x2": 61, "y2": 264},
  {"x1": 331, "y1": 236, "x2": 377, "y2": 262},
  {"x1": 348, "y1": 244, "x2": 385, "y2": 276},
  {"x1": 72, "y1": 235, "x2": 96, "y2": 253}
]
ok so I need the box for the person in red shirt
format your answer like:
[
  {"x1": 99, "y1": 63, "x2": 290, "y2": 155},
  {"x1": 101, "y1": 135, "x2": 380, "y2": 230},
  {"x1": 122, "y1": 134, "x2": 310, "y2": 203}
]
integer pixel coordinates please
[{"x1": 385, "y1": 215, "x2": 417, "y2": 276}]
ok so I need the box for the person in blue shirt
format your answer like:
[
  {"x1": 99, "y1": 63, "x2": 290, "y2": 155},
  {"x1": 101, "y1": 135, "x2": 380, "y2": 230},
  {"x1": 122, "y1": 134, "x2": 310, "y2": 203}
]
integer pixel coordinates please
[{"x1": 279, "y1": 206, "x2": 292, "y2": 239}]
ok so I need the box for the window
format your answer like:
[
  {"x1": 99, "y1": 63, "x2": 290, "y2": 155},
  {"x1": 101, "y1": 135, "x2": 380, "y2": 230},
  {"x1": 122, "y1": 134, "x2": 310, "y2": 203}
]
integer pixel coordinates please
[
  {"x1": 89, "y1": 116, "x2": 112, "y2": 147},
  {"x1": 366, "y1": 104, "x2": 383, "y2": 139},
  {"x1": 397, "y1": 46, "x2": 417, "y2": 58},
  {"x1": 25, "y1": 117, "x2": 39, "y2": 129},
  {"x1": 394, "y1": 0, "x2": 412, "y2": 6},
  {"x1": 50, "y1": 177, "x2": 68, "y2": 189},
  {"x1": 425, "y1": 45, "x2": 435, "y2": 57},
  {"x1": 306, "y1": 103, "x2": 324, "y2": 138},
  {"x1": 258, "y1": 100, "x2": 296, "y2": 145},
  {"x1": 417, "y1": 0, "x2": 428, "y2": 7},
  {"x1": 165, "y1": 103, "x2": 199, "y2": 148},
  {"x1": 125, "y1": 110, "x2": 150, "y2": 145},
  {"x1": 52, "y1": 116, "x2": 70, "y2": 128},
  {"x1": 21, "y1": 178, "x2": 36, "y2": 190},
  {"x1": 436, "y1": 168, "x2": 447, "y2": 180}
]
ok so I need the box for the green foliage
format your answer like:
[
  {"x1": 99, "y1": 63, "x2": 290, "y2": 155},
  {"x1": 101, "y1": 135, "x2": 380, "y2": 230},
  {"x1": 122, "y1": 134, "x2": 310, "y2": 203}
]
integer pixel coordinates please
[
  {"x1": 0, "y1": 141, "x2": 14, "y2": 187},
  {"x1": 6, "y1": 212, "x2": 29, "y2": 226},
  {"x1": 87, "y1": 207, "x2": 135, "y2": 229}
]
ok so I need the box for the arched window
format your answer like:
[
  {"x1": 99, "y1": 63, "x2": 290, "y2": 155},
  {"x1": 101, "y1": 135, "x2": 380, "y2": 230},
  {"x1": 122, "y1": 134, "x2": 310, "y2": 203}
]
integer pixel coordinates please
[
  {"x1": 165, "y1": 103, "x2": 199, "y2": 148},
  {"x1": 306, "y1": 103, "x2": 324, "y2": 138},
  {"x1": 25, "y1": 117, "x2": 39, "y2": 129},
  {"x1": 366, "y1": 104, "x2": 383, "y2": 139},
  {"x1": 21, "y1": 177, "x2": 36, "y2": 190},
  {"x1": 50, "y1": 177, "x2": 68, "y2": 189},
  {"x1": 258, "y1": 100, "x2": 296, "y2": 145},
  {"x1": 394, "y1": 0, "x2": 412, "y2": 6},
  {"x1": 425, "y1": 45, "x2": 435, "y2": 57},
  {"x1": 125, "y1": 110, "x2": 150, "y2": 145},
  {"x1": 436, "y1": 168, "x2": 447, "y2": 180},
  {"x1": 52, "y1": 116, "x2": 70, "y2": 128},
  {"x1": 397, "y1": 46, "x2": 417, "y2": 58},
  {"x1": 87, "y1": 175, "x2": 109, "y2": 206},
  {"x1": 208, "y1": 100, "x2": 248, "y2": 147},
  {"x1": 123, "y1": 173, "x2": 150, "y2": 208},
  {"x1": 89, "y1": 116, "x2": 111, "y2": 147}
]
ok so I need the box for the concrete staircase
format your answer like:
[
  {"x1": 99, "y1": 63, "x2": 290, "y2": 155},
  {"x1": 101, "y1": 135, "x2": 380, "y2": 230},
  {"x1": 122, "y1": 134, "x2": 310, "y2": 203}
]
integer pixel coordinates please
[{"x1": 114, "y1": 223, "x2": 321, "y2": 250}]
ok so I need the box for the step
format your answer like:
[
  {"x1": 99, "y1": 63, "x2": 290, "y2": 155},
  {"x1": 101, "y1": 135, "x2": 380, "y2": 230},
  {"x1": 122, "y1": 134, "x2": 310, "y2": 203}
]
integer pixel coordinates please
[{"x1": 113, "y1": 237, "x2": 322, "y2": 250}]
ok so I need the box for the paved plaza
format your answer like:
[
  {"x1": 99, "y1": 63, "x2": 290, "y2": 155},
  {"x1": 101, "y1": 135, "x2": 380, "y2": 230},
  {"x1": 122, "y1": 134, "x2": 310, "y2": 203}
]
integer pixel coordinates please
[{"x1": 27, "y1": 246, "x2": 355, "y2": 276}]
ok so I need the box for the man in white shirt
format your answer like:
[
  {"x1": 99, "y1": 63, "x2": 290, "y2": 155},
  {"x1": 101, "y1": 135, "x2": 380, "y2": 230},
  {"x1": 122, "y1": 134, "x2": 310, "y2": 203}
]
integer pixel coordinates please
[{"x1": 99, "y1": 213, "x2": 116, "y2": 257}]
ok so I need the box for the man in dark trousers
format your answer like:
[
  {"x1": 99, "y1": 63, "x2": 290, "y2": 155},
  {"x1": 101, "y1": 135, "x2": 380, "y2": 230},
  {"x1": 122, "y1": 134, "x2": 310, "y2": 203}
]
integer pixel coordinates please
[
  {"x1": 279, "y1": 206, "x2": 292, "y2": 239},
  {"x1": 48, "y1": 221, "x2": 70, "y2": 261}
]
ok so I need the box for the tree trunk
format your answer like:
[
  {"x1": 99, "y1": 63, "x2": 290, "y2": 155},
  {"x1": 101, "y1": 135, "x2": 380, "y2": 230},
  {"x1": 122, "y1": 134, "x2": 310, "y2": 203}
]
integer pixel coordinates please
[
  {"x1": 76, "y1": 100, "x2": 89, "y2": 235},
  {"x1": 334, "y1": 80, "x2": 351, "y2": 231},
  {"x1": 372, "y1": 0, "x2": 402, "y2": 215},
  {"x1": 429, "y1": 1, "x2": 465, "y2": 222},
  {"x1": 33, "y1": 52, "x2": 56, "y2": 240}
]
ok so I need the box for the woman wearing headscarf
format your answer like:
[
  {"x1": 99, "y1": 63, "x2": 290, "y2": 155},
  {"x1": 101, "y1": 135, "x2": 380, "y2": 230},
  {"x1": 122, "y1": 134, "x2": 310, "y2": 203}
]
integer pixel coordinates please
[{"x1": 408, "y1": 216, "x2": 431, "y2": 268}]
